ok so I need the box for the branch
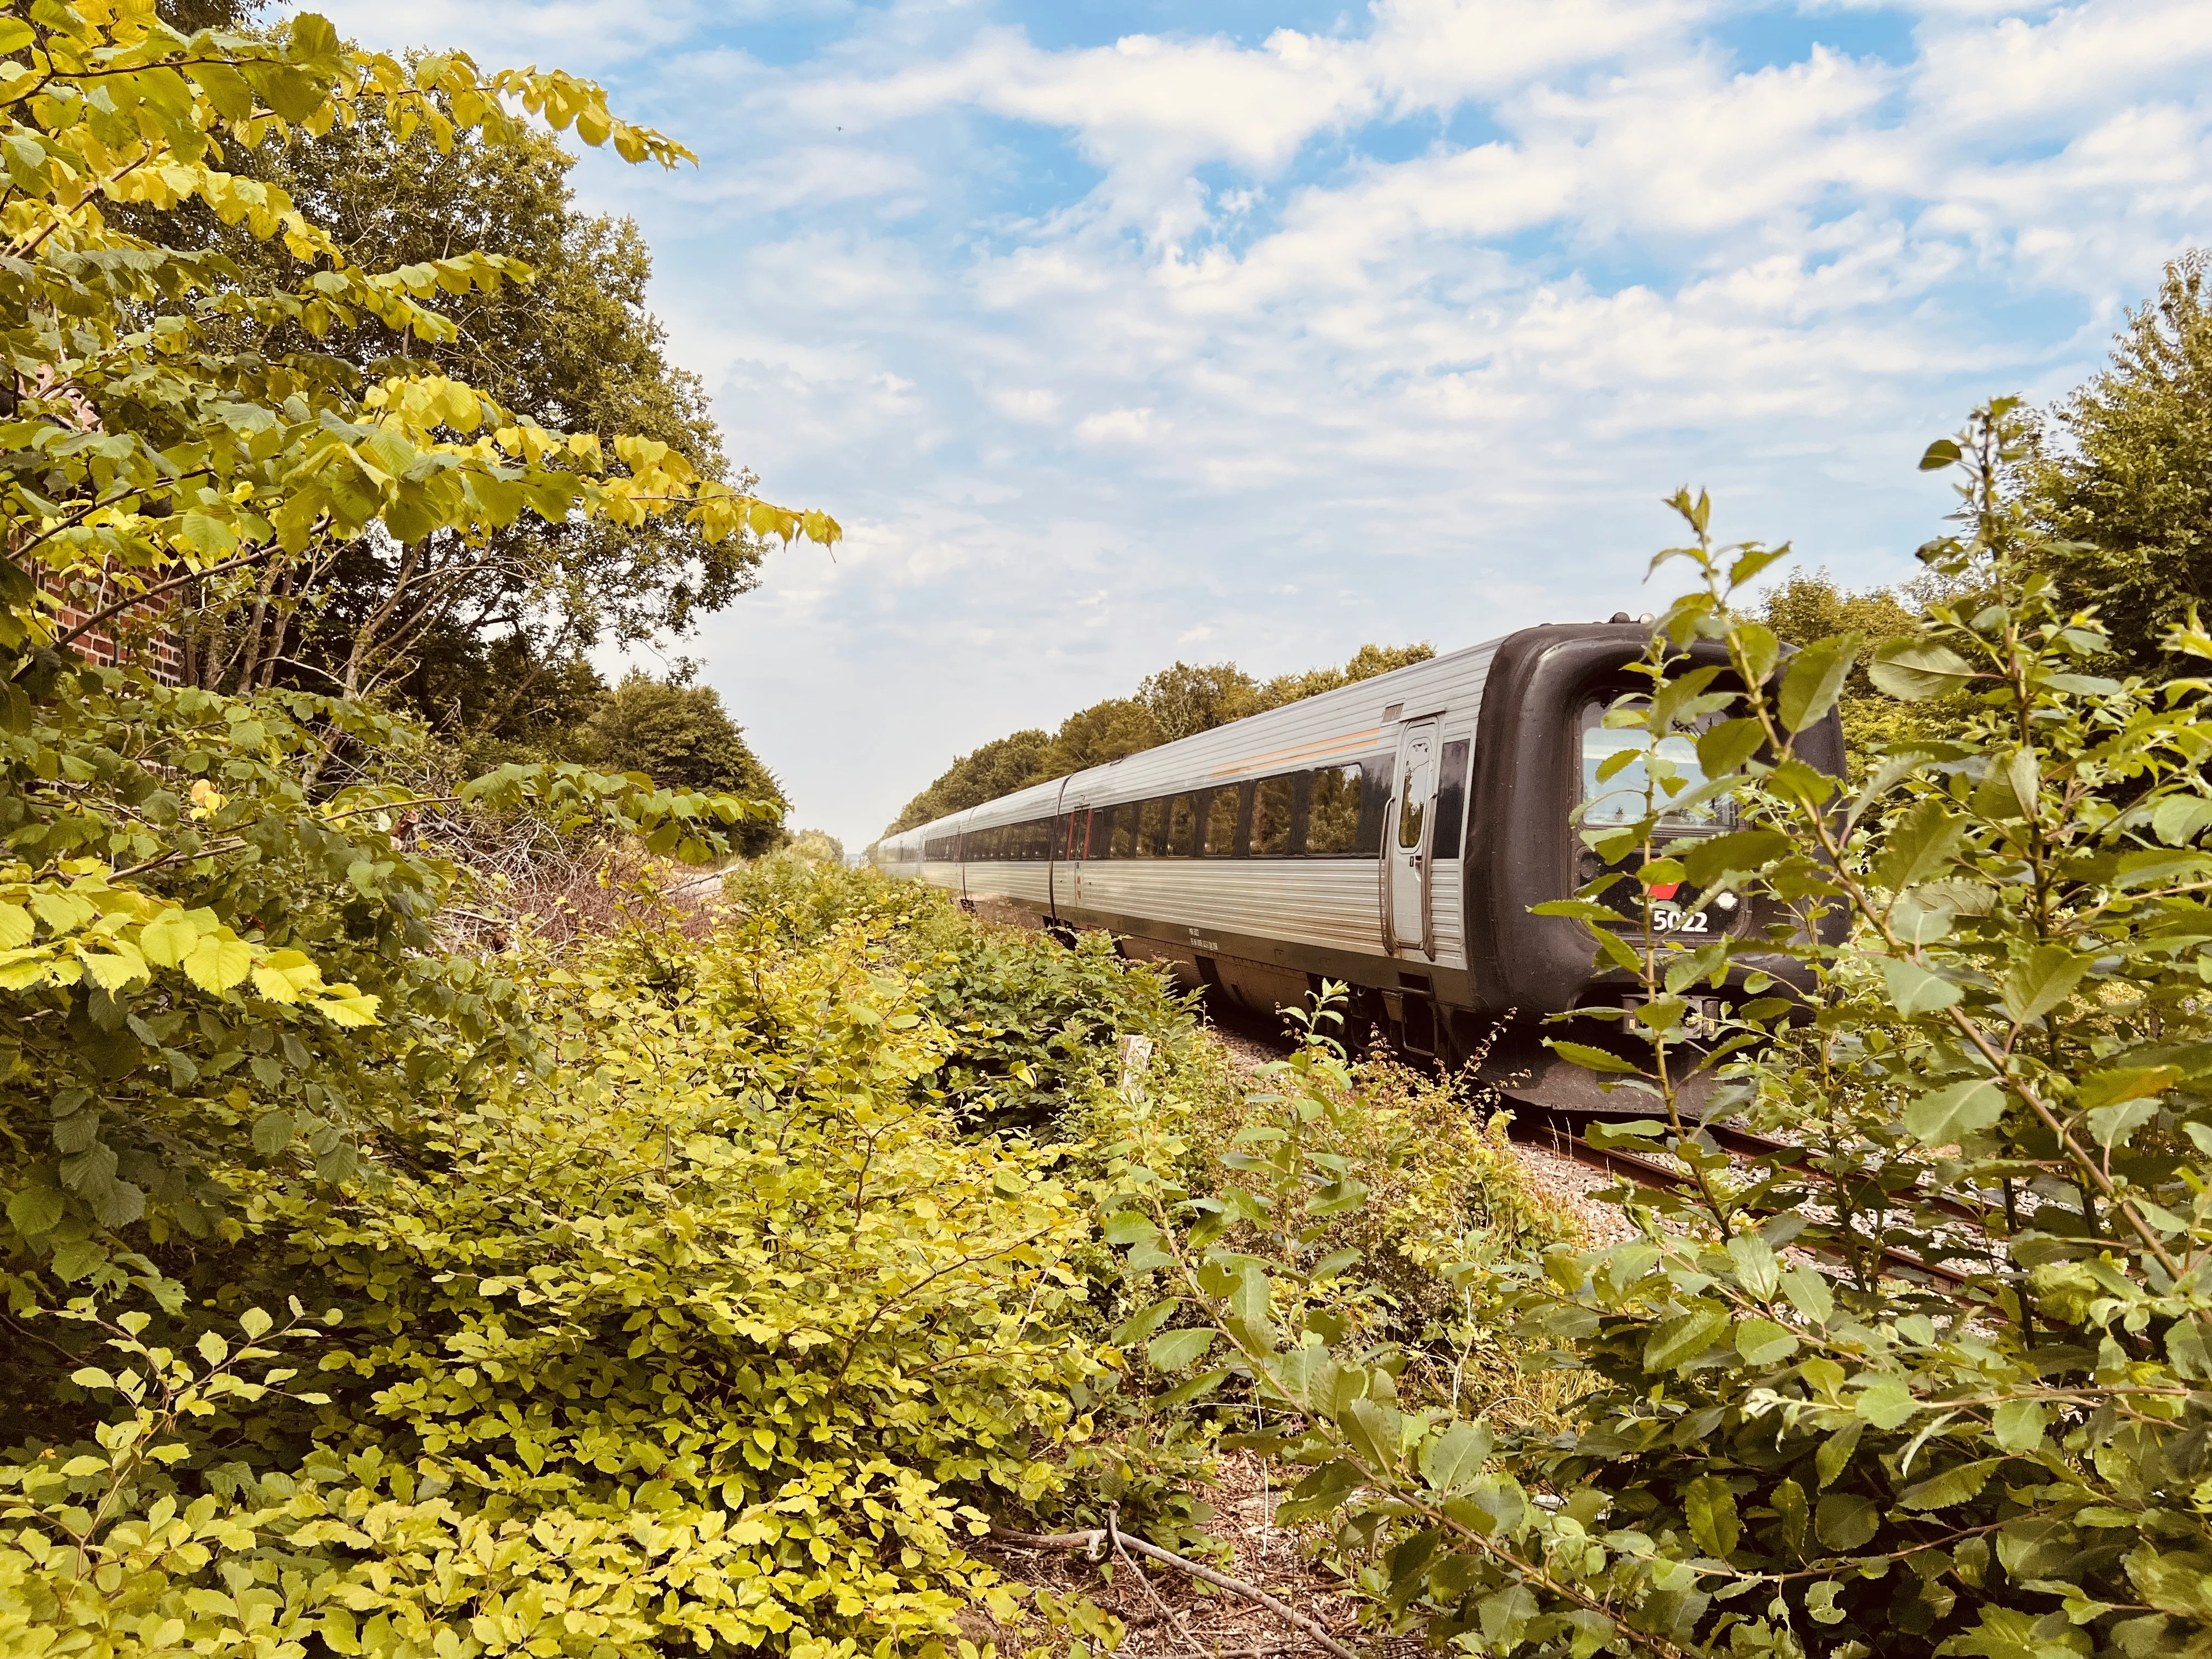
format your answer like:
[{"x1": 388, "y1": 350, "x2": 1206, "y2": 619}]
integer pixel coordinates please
[
  {"x1": 49, "y1": 541, "x2": 286, "y2": 654},
  {"x1": 991, "y1": 1525, "x2": 1358, "y2": 1659}
]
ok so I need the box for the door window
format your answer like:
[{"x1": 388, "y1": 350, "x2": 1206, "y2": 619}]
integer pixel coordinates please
[{"x1": 1397, "y1": 760, "x2": 1429, "y2": 849}]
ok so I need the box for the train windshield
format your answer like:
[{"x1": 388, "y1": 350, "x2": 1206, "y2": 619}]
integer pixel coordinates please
[{"x1": 1579, "y1": 700, "x2": 1736, "y2": 831}]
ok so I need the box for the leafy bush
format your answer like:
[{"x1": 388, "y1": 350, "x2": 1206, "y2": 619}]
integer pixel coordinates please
[{"x1": 1108, "y1": 404, "x2": 2212, "y2": 1659}]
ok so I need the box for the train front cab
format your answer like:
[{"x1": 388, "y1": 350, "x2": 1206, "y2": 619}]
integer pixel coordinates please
[{"x1": 1462, "y1": 624, "x2": 1847, "y2": 1113}]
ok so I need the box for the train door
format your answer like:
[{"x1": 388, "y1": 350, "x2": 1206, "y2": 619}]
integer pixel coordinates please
[{"x1": 1383, "y1": 717, "x2": 1439, "y2": 958}]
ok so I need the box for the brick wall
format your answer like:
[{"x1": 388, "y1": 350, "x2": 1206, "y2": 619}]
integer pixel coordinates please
[{"x1": 45, "y1": 575, "x2": 185, "y2": 685}]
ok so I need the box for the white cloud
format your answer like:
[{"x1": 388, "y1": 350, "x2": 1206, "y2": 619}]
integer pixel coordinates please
[{"x1": 285, "y1": 0, "x2": 2212, "y2": 847}]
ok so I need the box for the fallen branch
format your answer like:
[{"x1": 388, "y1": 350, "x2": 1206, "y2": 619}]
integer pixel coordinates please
[
  {"x1": 991, "y1": 1523, "x2": 1358, "y2": 1659},
  {"x1": 1108, "y1": 1505, "x2": 1201, "y2": 1655}
]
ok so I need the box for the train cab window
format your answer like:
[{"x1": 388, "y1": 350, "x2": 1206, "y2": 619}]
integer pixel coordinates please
[
  {"x1": 1249, "y1": 775, "x2": 1294, "y2": 856},
  {"x1": 1166, "y1": 793, "x2": 1200, "y2": 856},
  {"x1": 1432, "y1": 739, "x2": 1469, "y2": 859},
  {"x1": 1202, "y1": 786, "x2": 1244, "y2": 856},
  {"x1": 1580, "y1": 702, "x2": 1736, "y2": 830},
  {"x1": 1305, "y1": 764, "x2": 1365, "y2": 855},
  {"x1": 1110, "y1": 805, "x2": 1137, "y2": 859}
]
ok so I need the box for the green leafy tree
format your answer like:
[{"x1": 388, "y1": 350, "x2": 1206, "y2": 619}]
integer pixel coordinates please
[
  {"x1": 1757, "y1": 569, "x2": 1956, "y2": 771},
  {"x1": 2025, "y1": 249, "x2": 2212, "y2": 674},
  {"x1": 0, "y1": 3, "x2": 826, "y2": 1306},
  {"x1": 788, "y1": 826, "x2": 843, "y2": 864},
  {"x1": 886, "y1": 641, "x2": 1434, "y2": 832},
  {"x1": 583, "y1": 672, "x2": 787, "y2": 854},
  {"x1": 138, "y1": 53, "x2": 757, "y2": 721}
]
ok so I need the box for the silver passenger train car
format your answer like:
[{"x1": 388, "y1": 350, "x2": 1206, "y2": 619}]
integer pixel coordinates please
[{"x1": 874, "y1": 622, "x2": 1844, "y2": 1108}]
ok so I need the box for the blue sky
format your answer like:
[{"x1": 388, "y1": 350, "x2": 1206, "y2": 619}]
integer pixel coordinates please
[{"x1": 310, "y1": 1, "x2": 2212, "y2": 849}]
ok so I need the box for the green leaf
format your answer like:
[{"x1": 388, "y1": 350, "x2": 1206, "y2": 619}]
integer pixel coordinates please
[
  {"x1": 1899, "y1": 1458, "x2": 1998, "y2": 1510},
  {"x1": 1781, "y1": 1266, "x2": 1833, "y2": 1326},
  {"x1": 1547, "y1": 1040, "x2": 1644, "y2": 1076},
  {"x1": 1872, "y1": 799, "x2": 1968, "y2": 890},
  {"x1": 1276, "y1": 1459, "x2": 1362, "y2": 1524},
  {"x1": 2151, "y1": 795, "x2": 2212, "y2": 847},
  {"x1": 1990, "y1": 1400, "x2": 2046, "y2": 1453},
  {"x1": 1814, "y1": 1493, "x2": 1880, "y2": 1551},
  {"x1": 1918, "y1": 437, "x2": 1962, "y2": 471},
  {"x1": 1869, "y1": 637, "x2": 1977, "y2": 701},
  {"x1": 1815, "y1": 1419, "x2": 1863, "y2": 1489},
  {"x1": 1147, "y1": 1328, "x2": 1215, "y2": 1372},
  {"x1": 1695, "y1": 718, "x2": 1767, "y2": 780},
  {"x1": 1882, "y1": 958, "x2": 1961, "y2": 1016},
  {"x1": 251, "y1": 1112, "x2": 295, "y2": 1156},
  {"x1": 1344, "y1": 1396, "x2": 1404, "y2": 1470},
  {"x1": 1774, "y1": 1477, "x2": 1808, "y2": 1554},
  {"x1": 1778, "y1": 633, "x2": 1862, "y2": 732},
  {"x1": 1726, "y1": 1233, "x2": 1779, "y2": 1299},
  {"x1": 1904, "y1": 1077, "x2": 2007, "y2": 1145},
  {"x1": 1681, "y1": 830, "x2": 1792, "y2": 887},
  {"x1": 2086, "y1": 1098, "x2": 2159, "y2": 1150},
  {"x1": 1854, "y1": 1377, "x2": 1918, "y2": 1429},
  {"x1": 197, "y1": 1330, "x2": 229, "y2": 1365},
  {"x1": 1684, "y1": 1474, "x2": 1740, "y2": 1558},
  {"x1": 7, "y1": 1185, "x2": 65, "y2": 1236},
  {"x1": 2000, "y1": 945, "x2": 2089, "y2": 1025},
  {"x1": 1418, "y1": 1423, "x2": 1493, "y2": 1494},
  {"x1": 240, "y1": 1307, "x2": 275, "y2": 1341},
  {"x1": 1113, "y1": 1300, "x2": 1180, "y2": 1346},
  {"x1": 1101, "y1": 1210, "x2": 1155, "y2": 1245},
  {"x1": 1734, "y1": 1318, "x2": 1798, "y2": 1367},
  {"x1": 1644, "y1": 1306, "x2": 1729, "y2": 1373},
  {"x1": 1804, "y1": 1581, "x2": 1846, "y2": 1624}
]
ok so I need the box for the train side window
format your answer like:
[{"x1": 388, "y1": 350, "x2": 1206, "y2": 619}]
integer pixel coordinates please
[
  {"x1": 1087, "y1": 806, "x2": 1111, "y2": 859},
  {"x1": 1202, "y1": 785, "x2": 1244, "y2": 856},
  {"x1": 1305, "y1": 763, "x2": 1364, "y2": 855},
  {"x1": 1139, "y1": 797, "x2": 1169, "y2": 856},
  {"x1": 1166, "y1": 793, "x2": 1200, "y2": 856},
  {"x1": 1110, "y1": 805, "x2": 1137, "y2": 859},
  {"x1": 1357, "y1": 755, "x2": 1392, "y2": 855},
  {"x1": 1249, "y1": 774, "x2": 1294, "y2": 855},
  {"x1": 1432, "y1": 738, "x2": 1469, "y2": 858}
]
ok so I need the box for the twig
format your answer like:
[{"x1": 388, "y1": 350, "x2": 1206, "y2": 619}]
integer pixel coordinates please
[
  {"x1": 1108, "y1": 1505, "x2": 1201, "y2": 1655},
  {"x1": 991, "y1": 1526, "x2": 1358, "y2": 1659}
]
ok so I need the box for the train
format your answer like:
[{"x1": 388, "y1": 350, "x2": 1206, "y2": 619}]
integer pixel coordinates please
[{"x1": 873, "y1": 621, "x2": 1846, "y2": 1111}]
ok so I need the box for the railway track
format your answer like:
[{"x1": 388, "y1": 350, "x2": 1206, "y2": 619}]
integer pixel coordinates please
[
  {"x1": 1206, "y1": 1004, "x2": 1988, "y2": 1290},
  {"x1": 1510, "y1": 1108, "x2": 1981, "y2": 1289}
]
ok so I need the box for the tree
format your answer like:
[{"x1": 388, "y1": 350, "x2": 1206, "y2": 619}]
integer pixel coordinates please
[
  {"x1": 582, "y1": 673, "x2": 786, "y2": 854},
  {"x1": 788, "y1": 827, "x2": 843, "y2": 864},
  {"x1": 2024, "y1": 249, "x2": 2212, "y2": 674},
  {"x1": 1757, "y1": 568, "x2": 1951, "y2": 771},
  {"x1": 1, "y1": 1, "x2": 829, "y2": 1276},
  {"x1": 139, "y1": 70, "x2": 759, "y2": 723},
  {"x1": 885, "y1": 641, "x2": 1434, "y2": 833}
]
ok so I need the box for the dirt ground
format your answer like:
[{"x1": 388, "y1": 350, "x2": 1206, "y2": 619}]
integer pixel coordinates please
[{"x1": 974, "y1": 1452, "x2": 1377, "y2": 1658}]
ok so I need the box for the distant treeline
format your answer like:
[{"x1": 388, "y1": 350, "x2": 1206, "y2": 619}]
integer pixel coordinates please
[{"x1": 884, "y1": 644, "x2": 1436, "y2": 834}]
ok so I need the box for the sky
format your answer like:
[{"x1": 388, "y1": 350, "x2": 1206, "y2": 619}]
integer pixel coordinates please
[{"x1": 303, "y1": 0, "x2": 2212, "y2": 851}]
